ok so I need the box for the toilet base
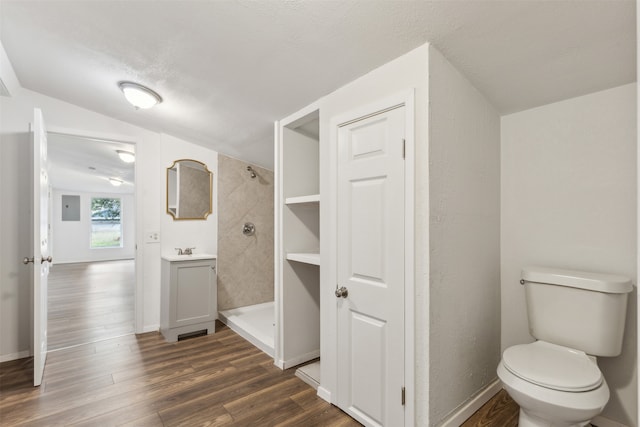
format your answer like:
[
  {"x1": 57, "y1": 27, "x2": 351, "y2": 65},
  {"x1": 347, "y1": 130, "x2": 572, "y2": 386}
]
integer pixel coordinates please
[{"x1": 519, "y1": 408, "x2": 591, "y2": 427}]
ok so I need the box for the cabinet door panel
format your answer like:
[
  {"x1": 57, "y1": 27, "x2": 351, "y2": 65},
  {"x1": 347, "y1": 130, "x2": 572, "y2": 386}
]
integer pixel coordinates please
[{"x1": 171, "y1": 261, "x2": 215, "y2": 326}]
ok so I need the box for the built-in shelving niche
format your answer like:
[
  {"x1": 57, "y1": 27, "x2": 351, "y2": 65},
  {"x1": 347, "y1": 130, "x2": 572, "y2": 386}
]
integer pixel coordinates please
[{"x1": 278, "y1": 108, "x2": 321, "y2": 381}]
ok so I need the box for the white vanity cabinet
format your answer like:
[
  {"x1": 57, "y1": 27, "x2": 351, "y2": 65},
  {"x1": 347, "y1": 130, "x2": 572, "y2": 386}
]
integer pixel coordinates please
[{"x1": 160, "y1": 254, "x2": 217, "y2": 342}]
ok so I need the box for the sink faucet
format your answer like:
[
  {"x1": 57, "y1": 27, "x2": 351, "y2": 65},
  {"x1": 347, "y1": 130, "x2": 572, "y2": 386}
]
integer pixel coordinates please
[{"x1": 175, "y1": 247, "x2": 196, "y2": 255}]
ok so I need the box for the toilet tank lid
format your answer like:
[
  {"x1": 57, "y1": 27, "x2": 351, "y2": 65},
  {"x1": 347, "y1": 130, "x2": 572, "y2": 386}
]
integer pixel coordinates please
[{"x1": 522, "y1": 266, "x2": 633, "y2": 294}]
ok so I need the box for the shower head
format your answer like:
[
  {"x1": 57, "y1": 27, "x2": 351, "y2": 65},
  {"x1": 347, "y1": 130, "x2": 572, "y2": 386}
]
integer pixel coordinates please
[{"x1": 246, "y1": 165, "x2": 257, "y2": 179}]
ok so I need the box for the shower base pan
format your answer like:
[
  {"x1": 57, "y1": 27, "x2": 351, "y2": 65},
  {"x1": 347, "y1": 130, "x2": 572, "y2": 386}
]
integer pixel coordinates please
[{"x1": 219, "y1": 301, "x2": 274, "y2": 357}]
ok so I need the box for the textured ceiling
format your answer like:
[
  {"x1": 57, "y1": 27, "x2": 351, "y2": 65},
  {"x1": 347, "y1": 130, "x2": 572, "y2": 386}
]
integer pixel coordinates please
[{"x1": 1, "y1": 1, "x2": 636, "y2": 170}]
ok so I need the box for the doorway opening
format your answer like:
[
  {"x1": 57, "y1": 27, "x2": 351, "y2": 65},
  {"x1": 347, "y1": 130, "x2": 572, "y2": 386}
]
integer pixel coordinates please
[
  {"x1": 47, "y1": 133, "x2": 136, "y2": 350},
  {"x1": 47, "y1": 260, "x2": 134, "y2": 350}
]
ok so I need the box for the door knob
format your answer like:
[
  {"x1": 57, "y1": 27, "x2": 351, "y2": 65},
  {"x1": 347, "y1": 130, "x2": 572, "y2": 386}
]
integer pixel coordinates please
[
  {"x1": 335, "y1": 286, "x2": 348, "y2": 298},
  {"x1": 23, "y1": 256, "x2": 52, "y2": 264}
]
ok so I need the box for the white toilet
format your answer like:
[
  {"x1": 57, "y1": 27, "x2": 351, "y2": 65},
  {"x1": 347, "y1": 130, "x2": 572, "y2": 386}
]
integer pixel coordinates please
[{"x1": 497, "y1": 266, "x2": 633, "y2": 427}]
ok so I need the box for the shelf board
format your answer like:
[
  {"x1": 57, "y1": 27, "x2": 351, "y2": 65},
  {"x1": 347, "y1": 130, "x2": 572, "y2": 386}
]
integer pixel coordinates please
[
  {"x1": 286, "y1": 252, "x2": 320, "y2": 266},
  {"x1": 285, "y1": 194, "x2": 320, "y2": 205}
]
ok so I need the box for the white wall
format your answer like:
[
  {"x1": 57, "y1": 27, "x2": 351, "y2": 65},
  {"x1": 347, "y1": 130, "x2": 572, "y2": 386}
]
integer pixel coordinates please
[
  {"x1": 501, "y1": 83, "x2": 637, "y2": 426},
  {"x1": 0, "y1": 41, "x2": 20, "y2": 96},
  {"x1": 0, "y1": 86, "x2": 219, "y2": 361},
  {"x1": 0, "y1": 86, "x2": 159, "y2": 360},
  {"x1": 160, "y1": 133, "x2": 218, "y2": 258},
  {"x1": 0, "y1": 102, "x2": 32, "y2": 361},
  {"x1": 318, "y1": 43, "x2": 429, "y2": 426},
  {"x1": 316, "y1": 42, "x2": 502, "y2": 426},
  {"x1": 428, "y1": 46, "x2": 501, "y2": 425},
  {"x1": 149, "y1": 134, "x2": 219, "y2": 333},
  {"x1": 52, "y1": 190, "x2": 135, "y2": 263}
]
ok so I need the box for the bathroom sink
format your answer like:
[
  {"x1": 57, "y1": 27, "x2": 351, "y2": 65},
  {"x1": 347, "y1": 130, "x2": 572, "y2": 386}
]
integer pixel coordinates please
[{"x1": 161, "y1": 253, "x2": 217, "y2": 262}]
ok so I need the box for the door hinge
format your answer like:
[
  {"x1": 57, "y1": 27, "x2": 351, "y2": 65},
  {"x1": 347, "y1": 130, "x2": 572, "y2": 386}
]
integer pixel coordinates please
[
  {"x1": 401, "y1": 386, "x2": 405, "y2": 406},
  {"x1": 402, "y1": 139, "x2": 405, "y2": 159}
]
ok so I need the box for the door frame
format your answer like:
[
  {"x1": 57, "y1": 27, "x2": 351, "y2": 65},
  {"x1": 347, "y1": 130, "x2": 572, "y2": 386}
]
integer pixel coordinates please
[
  {"x1": 45, "y1": 126, "x2": 143, "y2": 334},
  {"x1": 326, "y1": 90, "x2": 415, "y2": 426}
]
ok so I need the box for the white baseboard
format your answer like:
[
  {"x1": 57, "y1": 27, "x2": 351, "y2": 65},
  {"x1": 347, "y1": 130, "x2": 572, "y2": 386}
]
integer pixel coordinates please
[
  {"x1": 317, "y1": 386, "x2": 332, "y2": 403},
  {"x1": 0, "y1": 350, "x2": 30, "y2": 363},
  {"x1": 141, "y1": 324, "x2": 159, "y2": 334},
  {"x1": 592, "y1": 415, "x2": 629, "y2": 427},
  {"x1": 440, "y1": 379, "x2": 503, "y2": 427},
  {"x1": 282, "y1": 350, "x2": 320, "y2": 369},
  {"x1": 273, "y1": 359, "x2": 285, "y2": 369}
]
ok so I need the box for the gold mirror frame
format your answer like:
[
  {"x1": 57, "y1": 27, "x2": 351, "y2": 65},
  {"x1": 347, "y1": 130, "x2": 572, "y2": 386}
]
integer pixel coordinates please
[{"x1": 166, "y1": 159, "x2": 213, "y2": 220}]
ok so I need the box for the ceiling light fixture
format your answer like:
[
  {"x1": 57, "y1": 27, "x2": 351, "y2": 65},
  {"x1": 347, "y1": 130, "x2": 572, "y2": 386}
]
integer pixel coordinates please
[
  {"x1": 109, "y1": 178, "x2": 123, "y2": 187},
  {"x1": 116, "y1": 150, "x2": 135, "y2": 163},
  {"x1": 118, "y1": 81, "x2": 163, "y2": 109}
]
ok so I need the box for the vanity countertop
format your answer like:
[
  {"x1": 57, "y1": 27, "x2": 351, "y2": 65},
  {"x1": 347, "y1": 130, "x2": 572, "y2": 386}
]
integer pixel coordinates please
[{"x1": 162, "y1": 253, "x2": 217, "y2": 262}]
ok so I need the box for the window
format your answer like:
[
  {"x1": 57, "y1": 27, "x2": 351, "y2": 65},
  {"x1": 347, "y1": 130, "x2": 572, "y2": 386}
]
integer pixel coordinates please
[{"x1": 90, "y1": 197, "x2": 122, "y2": 248}]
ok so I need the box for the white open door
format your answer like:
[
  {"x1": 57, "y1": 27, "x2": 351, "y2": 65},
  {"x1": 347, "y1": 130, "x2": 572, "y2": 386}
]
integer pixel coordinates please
[
  {"x1": 30, "y1": 108, "x2": 50, "y2": 386},
  {"x1": 336, "y1": 105, "x2": 405, "y2": 426}
]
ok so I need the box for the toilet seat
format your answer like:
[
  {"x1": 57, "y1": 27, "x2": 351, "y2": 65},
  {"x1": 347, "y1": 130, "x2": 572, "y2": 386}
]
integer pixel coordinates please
[
  {"x1": 502, "y1": 341, "x2": 603, "y2": 392},
  {"x1": 498, "y1": 360, "x2": 610, "y2": 425}
]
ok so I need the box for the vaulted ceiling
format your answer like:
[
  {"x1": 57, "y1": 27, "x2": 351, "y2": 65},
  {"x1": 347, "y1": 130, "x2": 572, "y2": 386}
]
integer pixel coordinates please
[{"x1": 1, "y1": 1, "x2": 635, "y2": 170}]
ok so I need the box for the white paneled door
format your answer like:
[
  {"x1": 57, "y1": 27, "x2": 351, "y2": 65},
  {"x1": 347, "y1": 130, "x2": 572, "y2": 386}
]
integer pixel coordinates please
[
  {"x1": 336, "y1": 105, "x2": 405, "y2": 427},
  {"x1": 31, "y1": 108, "x2": 51, "y2": 386}
]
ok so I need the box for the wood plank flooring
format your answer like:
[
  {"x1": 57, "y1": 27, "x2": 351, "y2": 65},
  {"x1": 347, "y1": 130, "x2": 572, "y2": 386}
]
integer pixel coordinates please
[
  {"x1": 0, "y1": 322, "x2": 362, "y2": 426},
  {"x1": 461, "y1": 389, "x2": 519, "y2": 427},
  {"x1": 7, "y1": 261, "x2": 521, "y2": 426},
  {"x1": 48, "y1": 260, "x2": 135, "y2": 350}
]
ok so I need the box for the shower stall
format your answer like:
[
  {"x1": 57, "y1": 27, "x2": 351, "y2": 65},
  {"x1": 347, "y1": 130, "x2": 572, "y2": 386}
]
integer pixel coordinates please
[{"x1": 216, "y1": 155, "x2": 275, "y2": 357}]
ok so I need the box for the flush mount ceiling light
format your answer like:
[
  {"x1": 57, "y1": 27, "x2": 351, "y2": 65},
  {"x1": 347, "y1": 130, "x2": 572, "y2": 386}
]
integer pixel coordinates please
[
  {"x1": 116, "y1": 150, "x2": 135, "y2": 163},
  {"x1": 109, "y1": 177, "x2": 123, "y2": 187},
  {"x1": 118, "y1": 81, "x2": 163, "y2": 109}
]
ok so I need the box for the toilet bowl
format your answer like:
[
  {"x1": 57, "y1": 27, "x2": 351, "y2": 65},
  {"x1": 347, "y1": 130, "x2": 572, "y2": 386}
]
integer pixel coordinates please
[
  {"x1": 497, "y1": 267, "x2": 632, "y2": 427},
  {"x1": 497, "y1": 341, "x2": 609, "y2": 427}
]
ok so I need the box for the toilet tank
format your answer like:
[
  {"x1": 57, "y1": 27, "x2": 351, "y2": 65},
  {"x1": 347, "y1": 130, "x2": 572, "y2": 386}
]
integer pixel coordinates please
[{"x1": 522, "y1": 266, "x2": 633, "y2": 357}]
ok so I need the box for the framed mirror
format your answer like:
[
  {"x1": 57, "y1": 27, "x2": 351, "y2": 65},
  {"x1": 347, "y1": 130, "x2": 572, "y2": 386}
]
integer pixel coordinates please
[{"x1": 166, "y1": 159, "x2": 213, "y2": 220}]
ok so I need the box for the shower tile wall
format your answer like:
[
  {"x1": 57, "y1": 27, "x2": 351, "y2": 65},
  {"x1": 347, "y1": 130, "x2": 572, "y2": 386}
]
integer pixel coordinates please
[{"x1": 217, "y1": 155, "x2": 274, "y2": 310}]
